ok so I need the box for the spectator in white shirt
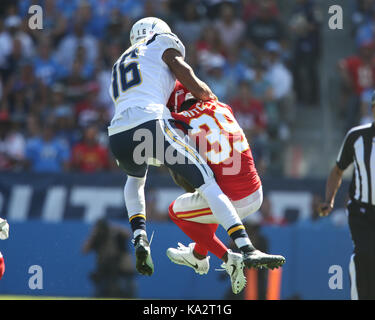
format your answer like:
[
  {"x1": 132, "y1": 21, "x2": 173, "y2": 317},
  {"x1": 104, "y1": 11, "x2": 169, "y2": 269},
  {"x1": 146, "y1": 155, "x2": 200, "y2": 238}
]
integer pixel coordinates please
[
  {"x1": 264, "y1": 40, "x2": 295, "y2": 138},
  {"x1": 174, "y1": 2, "x2": 205, "y2": 45},
  {"x1": 0, "y1": 110, "x2": 25, "y2": 171},
  {"x1": 0, "y1": 15, "x2": 35, "y2": 69},
  {"x1": 264, "y1": 41, "x2": 293, "y2": 100},
  {"x1": 55, "y1": 20, "x2": 98, "y2": 72},
  {"x1": 214, "y1": 2, "x2": 245, "y2": 48}
]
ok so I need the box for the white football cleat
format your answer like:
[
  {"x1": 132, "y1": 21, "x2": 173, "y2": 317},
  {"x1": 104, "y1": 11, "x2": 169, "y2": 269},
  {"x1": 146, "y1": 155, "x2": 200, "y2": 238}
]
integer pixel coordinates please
[
  {"x1": 166, "y1": 243, "x2": 210, "y2": 275},
  {"x1": 221, "y1": 250, "x2": 246, "y2": 294}
]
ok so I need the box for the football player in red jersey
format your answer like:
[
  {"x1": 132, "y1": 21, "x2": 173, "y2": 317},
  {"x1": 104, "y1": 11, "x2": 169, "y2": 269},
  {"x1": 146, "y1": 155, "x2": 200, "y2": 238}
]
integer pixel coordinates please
[
  {"x1": 165, "y1": 82, "x2": 285, "y2": 294},
  {"x1": 0, "y1": 252, "x2": 4, "y2": 281},
  {"x1": 0, "y1": 218, "x2": 9, "y2": 281}
]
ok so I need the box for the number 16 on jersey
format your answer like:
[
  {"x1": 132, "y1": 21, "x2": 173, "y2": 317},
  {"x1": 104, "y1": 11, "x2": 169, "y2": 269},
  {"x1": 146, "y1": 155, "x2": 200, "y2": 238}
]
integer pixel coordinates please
[{"x1": 111, "y1": 48, "x2": 142, "y2": 101}]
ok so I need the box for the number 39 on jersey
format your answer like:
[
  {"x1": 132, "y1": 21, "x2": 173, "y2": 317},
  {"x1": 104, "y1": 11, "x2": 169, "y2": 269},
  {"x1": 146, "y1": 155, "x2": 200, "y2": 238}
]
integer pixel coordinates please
[{"x1": 174, "y1": 101, "x2": 250, "y2": 166}]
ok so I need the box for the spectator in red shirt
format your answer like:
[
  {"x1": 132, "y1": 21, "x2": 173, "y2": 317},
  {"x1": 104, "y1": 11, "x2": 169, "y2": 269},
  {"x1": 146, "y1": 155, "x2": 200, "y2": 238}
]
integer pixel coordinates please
[
  {"x1": 229, "y1": 80, "x2": 267, "y2": 137},
  {"x1": 339, "y1": 41, "x2": 375, "y2": 95},
  {"x1": 71, "y1": 125, "x2": 109, "y2": 173},
  {"x1": 240, "y1": 0, "x2": 280, "y2": 23},
  {"x1": 339, "y1": 40, "x2": 375, "y2": 130},
  {"x1": 229, "y1": 81, "x2": 268, "y2": 175},
  {"x1": 74, "y1": 82, "x2": 104, "y2": 127}
]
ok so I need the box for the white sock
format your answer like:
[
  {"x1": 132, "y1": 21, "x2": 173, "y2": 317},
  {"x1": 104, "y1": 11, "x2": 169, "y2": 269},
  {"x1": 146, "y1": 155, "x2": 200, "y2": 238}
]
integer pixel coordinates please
[
  {"x1": 134, "y1": 229, "x2": 147, "y2": 239},
  {"x1": 234, "y1": 237, "x2": 252, "y2": 249},
  {"x1": 124, "y1": 176, "x2": 146, "y2": 217},
  {"x1": 198, "y1": 179, "x2": 242, "y2": 230}
]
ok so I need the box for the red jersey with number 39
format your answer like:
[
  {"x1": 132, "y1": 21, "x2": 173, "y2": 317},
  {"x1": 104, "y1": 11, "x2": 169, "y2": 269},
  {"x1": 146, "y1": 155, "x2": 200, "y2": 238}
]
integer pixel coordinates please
[{"x1": 171, "y1": 99, "x2": 261, "y2": 201}]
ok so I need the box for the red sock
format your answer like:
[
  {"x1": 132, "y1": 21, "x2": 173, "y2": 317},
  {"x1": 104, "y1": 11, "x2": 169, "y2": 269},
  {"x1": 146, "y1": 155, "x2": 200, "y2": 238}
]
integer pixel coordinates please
[{"x1": 169, "y1": 202, "x2": 228, "y2": 259}]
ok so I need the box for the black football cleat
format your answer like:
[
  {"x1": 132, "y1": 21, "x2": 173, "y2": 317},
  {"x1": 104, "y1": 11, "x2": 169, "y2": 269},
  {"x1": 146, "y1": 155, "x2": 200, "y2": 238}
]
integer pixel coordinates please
[
  {"x1": 134, "y1": 234, "x2": 154, "y2": 276},
  {"x1": 243, "y1": 249, "x2": 285, "y2": 270}
]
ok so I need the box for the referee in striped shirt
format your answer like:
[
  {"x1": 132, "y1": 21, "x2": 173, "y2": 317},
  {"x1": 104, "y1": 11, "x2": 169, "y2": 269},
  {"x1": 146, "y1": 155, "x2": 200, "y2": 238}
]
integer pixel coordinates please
[{"x1": 319, "y1": 91, "x2": 375, "y2": 300}]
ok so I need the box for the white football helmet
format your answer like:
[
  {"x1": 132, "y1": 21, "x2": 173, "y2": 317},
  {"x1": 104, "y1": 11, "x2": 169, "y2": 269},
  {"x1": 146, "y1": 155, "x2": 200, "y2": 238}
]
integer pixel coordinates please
[
  {"x1": 130, "y1": 17, "x2": 171, "y2": 46},
  {"x1": 0, "y1": 218, "x2": 9, "y2": 240}
]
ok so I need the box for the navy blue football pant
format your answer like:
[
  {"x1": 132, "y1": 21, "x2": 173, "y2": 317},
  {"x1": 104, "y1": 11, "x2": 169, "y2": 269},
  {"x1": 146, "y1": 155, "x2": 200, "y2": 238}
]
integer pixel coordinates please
[{"x1": 109, "y1": 119, "x2": 213, "y2": 188}]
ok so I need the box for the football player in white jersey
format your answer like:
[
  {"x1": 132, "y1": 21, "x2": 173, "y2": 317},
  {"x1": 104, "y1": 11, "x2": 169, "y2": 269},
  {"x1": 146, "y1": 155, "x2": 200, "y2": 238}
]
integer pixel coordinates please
[{"x1": 108, "y1": 17, "x2": 264, "y2": 276}]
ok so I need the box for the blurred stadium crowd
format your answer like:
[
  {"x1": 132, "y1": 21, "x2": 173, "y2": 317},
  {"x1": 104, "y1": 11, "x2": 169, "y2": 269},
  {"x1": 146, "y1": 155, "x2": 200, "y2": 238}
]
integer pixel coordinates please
[
  {"x1": 0, "y1": 0, "x2": 324, "y2": 177},
  {"x1": 0, "y1": 0, "x2": 374, "y2": 177},
  {"x1": 339, "y1": 0, "x2": 375, "y2": 131}
]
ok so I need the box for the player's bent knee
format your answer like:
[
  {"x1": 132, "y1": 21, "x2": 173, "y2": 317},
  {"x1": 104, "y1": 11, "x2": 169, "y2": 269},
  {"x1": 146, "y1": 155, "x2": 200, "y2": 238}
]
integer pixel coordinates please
[
  {"x1": 196, "y1": 177, "x2": 217, "y2": 192},
  {"x1": 235, "y1": 187, "x2": 263, "y2": 220},
  {"x1": 253, "y1": 192, "x2": 263, "y2": 213}
]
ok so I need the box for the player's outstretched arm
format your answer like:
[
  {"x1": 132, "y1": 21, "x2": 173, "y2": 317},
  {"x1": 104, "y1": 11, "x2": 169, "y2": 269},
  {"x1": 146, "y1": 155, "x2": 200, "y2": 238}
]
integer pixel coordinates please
[
  {"x1": 319, "y1": 164, "x2": 344, "y2": 217},
  {"x1": 162, "y1": 49, "x2": 216, "y2": 101}
]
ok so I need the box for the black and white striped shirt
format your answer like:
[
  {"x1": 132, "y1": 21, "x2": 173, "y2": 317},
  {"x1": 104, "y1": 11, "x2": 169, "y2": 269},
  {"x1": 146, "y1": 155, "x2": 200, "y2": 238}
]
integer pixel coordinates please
[{"x1": 337, "y1": 122, "x2": 375, "y2": 206}]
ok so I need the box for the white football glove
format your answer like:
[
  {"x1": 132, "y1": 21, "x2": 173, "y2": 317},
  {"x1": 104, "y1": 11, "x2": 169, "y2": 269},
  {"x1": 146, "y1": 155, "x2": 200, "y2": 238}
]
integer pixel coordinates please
[{"x1": 0, "y1": 218, "x2": 9, "y2": 240}]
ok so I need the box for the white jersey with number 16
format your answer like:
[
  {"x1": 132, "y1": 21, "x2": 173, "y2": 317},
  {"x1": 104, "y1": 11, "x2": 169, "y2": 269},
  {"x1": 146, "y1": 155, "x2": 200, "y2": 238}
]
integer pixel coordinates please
[{"x1": 108, "y1": 32, "x2": 185, "y2": 135}]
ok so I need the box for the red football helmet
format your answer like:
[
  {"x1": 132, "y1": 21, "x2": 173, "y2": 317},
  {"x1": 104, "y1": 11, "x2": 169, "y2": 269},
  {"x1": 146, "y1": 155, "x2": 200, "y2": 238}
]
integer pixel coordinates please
[{"x1": 167, "y1": 81, "x2": 195, "y2": 113}]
